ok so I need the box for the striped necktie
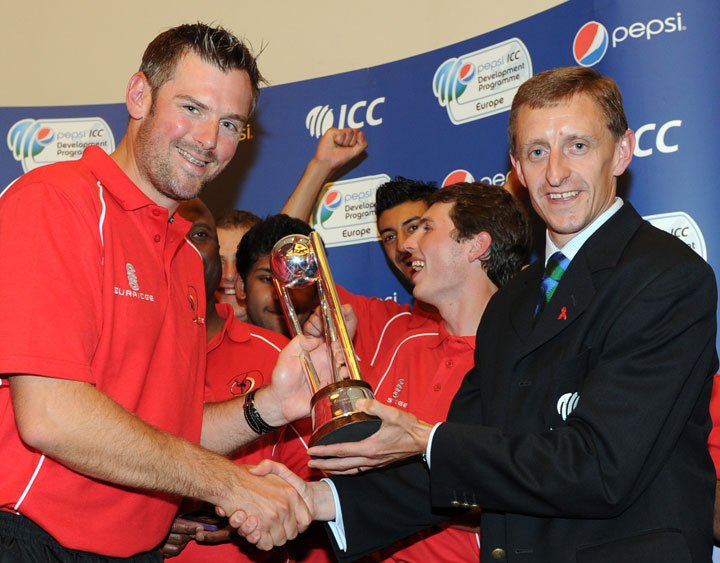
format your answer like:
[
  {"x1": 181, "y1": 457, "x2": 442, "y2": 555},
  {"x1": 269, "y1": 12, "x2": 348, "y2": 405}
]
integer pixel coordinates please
[{"x1": 534, "y1": 251, "x2": 570, "y2": 321}]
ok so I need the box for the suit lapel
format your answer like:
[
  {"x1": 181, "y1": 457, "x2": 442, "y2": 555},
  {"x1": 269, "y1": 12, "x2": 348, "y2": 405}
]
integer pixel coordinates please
[
  {"x1": 519, "y1": 203, "x2": 645, "y2": 357},
  {"x1": 509, "y1": 260, "x2": 543, "y2": 342}
]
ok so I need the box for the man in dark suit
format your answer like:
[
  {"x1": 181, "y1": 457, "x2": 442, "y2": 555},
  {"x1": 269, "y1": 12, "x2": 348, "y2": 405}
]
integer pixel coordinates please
[{"x1": 237, "y1": 66, "x2": 718, "y2": 563}]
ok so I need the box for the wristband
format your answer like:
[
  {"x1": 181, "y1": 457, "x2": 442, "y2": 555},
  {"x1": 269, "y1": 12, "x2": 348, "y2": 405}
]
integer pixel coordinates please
[{"x1": 243, "y1": 389, "x2": 279, "y2": 434}]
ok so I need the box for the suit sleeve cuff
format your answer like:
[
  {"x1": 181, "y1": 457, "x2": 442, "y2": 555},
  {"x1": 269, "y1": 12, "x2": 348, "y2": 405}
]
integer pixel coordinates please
[
  {"x1": 425, "y1": 422, "x2": 443, "y2": 469},
  {"x1": 321, "y1": 478, "x2": 346, "y2": 551}
]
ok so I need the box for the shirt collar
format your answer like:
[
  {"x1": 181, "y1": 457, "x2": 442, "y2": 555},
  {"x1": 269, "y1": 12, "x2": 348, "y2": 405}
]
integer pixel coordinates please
[{"x1": 544, "y1": 197, "x2": 624, "y2": 266}]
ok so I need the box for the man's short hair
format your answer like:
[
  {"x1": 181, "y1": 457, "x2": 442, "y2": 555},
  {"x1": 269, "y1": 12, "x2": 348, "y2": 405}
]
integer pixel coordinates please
[
  {"x1": 215, "y1": 209, "x2": 261, "y2": 231},
  {"x1": 140, "y1": 22, "x2": 265, "y2": 111},
  {"x1": 236, "y1": 214, "x2": 312, "y2": 282},
  {"x1": 375, "y1": 177, "x2": 438, "y2": 221},
  {"x1": 429, "y1": 182, "x2": 530, "y2": 288},
  {"x1": 508, "y1": 66, "x2": 628, "y2": 156}
]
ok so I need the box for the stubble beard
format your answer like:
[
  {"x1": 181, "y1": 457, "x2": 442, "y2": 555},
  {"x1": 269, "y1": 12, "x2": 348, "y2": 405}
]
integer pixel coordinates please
[{"x1": 135, "y1": 115, "x2": 217, "y2": 202}]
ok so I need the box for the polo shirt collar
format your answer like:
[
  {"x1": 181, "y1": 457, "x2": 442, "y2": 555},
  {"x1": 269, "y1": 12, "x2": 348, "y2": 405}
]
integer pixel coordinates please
[
  {"x1": 213, "y1": 302, "x2": 252, "y2": 345},
  {"x1": 409, "y1": 300, "x2": 442, "y2": 330},
  {"x1": 81, "y1": 145, "x2": 167, "y2": 213},
  {"x1": 429, "y1": 321, "x2": 476, "y2": 351}
]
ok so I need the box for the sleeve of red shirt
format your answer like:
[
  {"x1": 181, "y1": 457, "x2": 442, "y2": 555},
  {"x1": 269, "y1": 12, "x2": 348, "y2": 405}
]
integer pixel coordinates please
[
  {"x1": 707, "y1": 373, "x2": 720, "y2": 478},
  {"x1": 0, "y1": 179, "x2": 102, "y2": 383}
]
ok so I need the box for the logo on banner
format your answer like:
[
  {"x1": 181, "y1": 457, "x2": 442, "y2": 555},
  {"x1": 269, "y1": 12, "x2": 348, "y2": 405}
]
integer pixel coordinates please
[
  {"x1": 432, "y1": 38, "x2": 532, "y2": 125},
  {"x1": 573, "y1": 22, "x2": 608, "y2": 66},
  {"x1": 643, "y1": 212, "x2": 707, "y2": 260},
  {"x1": 310, "y1": 174, "x2": 390, "y2": 248},
  {"x1": 573, "y1": 13, "x2": 685, "y2": 67},
  {"x1": 442, "y1": 169, "x2": 513, "y2": 187},
  {"x1": 319, "y1": 189, "x2": 343, "y2": 226},
  {"x1": 442, "y1": 170, "x2": 475, "y2": 187},
  {"x1": 7, "y1": 117, "x2": 115, "y2": 173},
  {"x1": 305, "y1": 98, "x2": 385, "y2": 138},
  {"x1": 634, "y1": 119, "x2": 681, "y2": 157}
]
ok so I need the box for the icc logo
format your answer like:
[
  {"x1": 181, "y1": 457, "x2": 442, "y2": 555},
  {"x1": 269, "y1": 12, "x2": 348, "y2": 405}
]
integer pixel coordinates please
[
  {"x1": 557, "y1": 392, "x2": 580, "y2": 421},
  {"x1": 433, "y1": 58, "x2": 475, "y2": 107},
  {"x1": 305, "y1": 98, "x2": 385, "y2": 138},
  {"x1": 8, "y1": 119, "x2": 55, "y2": 161},
  {"x1": 634, "y1": 120, "x2": 681, "y2": 157},
  {"x1": 573, "y1": 21, "x2": 609, "y2": 67}
]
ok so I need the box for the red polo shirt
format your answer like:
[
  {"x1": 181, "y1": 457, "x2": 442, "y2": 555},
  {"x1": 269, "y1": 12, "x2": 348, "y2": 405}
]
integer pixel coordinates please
[
  {"x1": 0, "y1": 146, "x2": 206, "y2": 556},
  {"x1": 367, "y1": 322, "x2": 480, "y2": 563},
  {"x1": 335, "y1": 287, "x2": 441, "y2": 377}
]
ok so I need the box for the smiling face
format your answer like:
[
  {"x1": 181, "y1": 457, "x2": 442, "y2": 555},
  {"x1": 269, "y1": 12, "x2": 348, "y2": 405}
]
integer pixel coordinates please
[
  {"x1": 215, "y1": 225, "x2": 252, "y2": 315},
  {"x1": 403, "y1": 202, "x2": 476, "y2": 308},
  {"x1": 377, "y1": 200, "x2": 429, "y2": 283},
  {"x1": 133, "y1": 52, "x2": 253, "y2": 205},
  {"x1": 510, "y1": 94, "x2": 634, "y2": 248}
]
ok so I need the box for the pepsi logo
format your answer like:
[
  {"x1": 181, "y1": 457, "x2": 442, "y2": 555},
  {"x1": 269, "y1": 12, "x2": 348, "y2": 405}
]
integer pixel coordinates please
[
  {"x1": 323, "y1": 190, "x2": 342, "y2": 210},
  {"x1": 573, "y1": 21, "x2": 609, "y2": 67},
  {"x1": 458, "y1": 62, "x2": 474, "y2": 84},
  {"x1": 36, "y1": 127, "x2": 55, "y2": 145},
  {"x1": 442, "y1": 169, "x2": 475, "y2": 187},
  {"x1": 319, "y1": 189, "x2": 343, "y2": 225}
]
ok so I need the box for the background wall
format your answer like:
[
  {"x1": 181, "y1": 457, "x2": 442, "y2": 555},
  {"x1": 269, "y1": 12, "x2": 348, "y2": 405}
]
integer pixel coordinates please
[{"x1": 1, "y1": 0, "x2": 564, "y2": 106}]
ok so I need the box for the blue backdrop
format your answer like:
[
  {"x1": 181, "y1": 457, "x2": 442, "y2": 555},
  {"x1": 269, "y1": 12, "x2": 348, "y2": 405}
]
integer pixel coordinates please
[{"x1": 2, "y1": 0, "x2": 718, "y2": 343}]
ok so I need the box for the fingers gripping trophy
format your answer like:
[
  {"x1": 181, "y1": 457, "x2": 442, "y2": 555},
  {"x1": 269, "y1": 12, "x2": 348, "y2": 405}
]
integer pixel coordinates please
[{"x1": 271, "y1": 232, "x2": 381, "y2": 447}]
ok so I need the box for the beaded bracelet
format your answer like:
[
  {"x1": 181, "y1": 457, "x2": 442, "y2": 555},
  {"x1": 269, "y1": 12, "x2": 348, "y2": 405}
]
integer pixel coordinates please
[{"x1": 243, "y1": 389, "x2": 279, "y2": 434}]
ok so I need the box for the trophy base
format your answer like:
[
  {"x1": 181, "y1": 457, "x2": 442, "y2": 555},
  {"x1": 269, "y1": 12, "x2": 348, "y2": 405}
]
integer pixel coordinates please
[{"x1": 309, "y1": 379, "x2": 381, "y2": 449}]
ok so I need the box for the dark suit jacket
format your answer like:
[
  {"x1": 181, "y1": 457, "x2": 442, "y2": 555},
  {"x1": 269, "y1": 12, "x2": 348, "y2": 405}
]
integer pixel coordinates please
[{"x1": 330, "y1": 203, "x2": 718, "y2": 562}]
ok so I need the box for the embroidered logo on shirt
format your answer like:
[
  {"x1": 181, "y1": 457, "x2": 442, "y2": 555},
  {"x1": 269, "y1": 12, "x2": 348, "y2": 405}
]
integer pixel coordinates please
[
  {"x1": 126, "y1": 263, "x2": 140, "y2": 290},
  {"x1": 113, "y1": 263, "x2": 155, "y2": 302},
  {"x1": 229, "y1": 371, "x2": 265, "y2": 396},
  {"x1": 556, "y1": 391, "x2": 580, "y2": 421}
]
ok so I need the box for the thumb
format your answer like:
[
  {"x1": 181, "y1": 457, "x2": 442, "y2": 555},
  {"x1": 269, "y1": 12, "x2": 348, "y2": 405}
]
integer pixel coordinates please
[{"x1": 355, "y1": 398, "x2": 384, "y2": 418}]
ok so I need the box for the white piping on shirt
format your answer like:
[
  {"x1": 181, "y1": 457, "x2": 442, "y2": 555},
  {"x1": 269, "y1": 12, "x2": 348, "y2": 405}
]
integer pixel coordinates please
[
  {"x1": 97, "y1": 181, "x2": 107, "y2": 265},
  {"x1": 0, "y1": 177, "x2": 19, "y2": 199},
  {"x1": 14, "y1": 455, "x2": 46, "y2": 511},
  {"x1": 370, "y1": 311, "x2": 412, "y2": 367},
  {"x1": 374, "y1": 331, "x2": 439, "y2": 393},
  {"x1": 249, "y1": 333, "x2": 283, "y2": 353}
]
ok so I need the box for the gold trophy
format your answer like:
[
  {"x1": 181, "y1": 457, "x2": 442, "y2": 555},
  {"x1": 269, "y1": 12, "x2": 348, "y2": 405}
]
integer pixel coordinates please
[{"x1": 270, "y1": 232, "x2": 380, "y2": 447}]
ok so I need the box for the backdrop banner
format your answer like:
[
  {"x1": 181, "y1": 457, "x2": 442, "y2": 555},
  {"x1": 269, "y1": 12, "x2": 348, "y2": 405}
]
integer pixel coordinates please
[{"x1": 2, "y1": 0, "x2": 718, "y2": 339}]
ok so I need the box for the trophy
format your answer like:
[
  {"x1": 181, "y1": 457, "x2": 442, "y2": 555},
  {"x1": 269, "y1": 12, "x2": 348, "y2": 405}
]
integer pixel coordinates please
[{"x1": 270, "y1": 231, "x2": 381, "y2": 447}]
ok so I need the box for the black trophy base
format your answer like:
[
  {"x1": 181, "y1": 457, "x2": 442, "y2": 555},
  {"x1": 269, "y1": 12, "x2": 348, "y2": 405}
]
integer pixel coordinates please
[{"x1": 310, "y1": 414, "x2": 382, "y2": 448}]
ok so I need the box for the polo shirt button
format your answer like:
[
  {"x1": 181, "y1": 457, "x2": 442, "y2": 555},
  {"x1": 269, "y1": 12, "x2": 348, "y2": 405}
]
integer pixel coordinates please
[
  {"x1": 445, "y1": 360, "x2": 453, "y2": 367},
  {"x1": 491, "y1": 548, "x2": 506, "y2": 560},
  {"x1": 154, "y1": 234, "x2": 161, "y2": 242},
  {"x1": 433, "y1": 384, "x2": 441, "y2": 392},
  {"x1": 152, "y1": 209, "x2": 161, "y2": 216}
]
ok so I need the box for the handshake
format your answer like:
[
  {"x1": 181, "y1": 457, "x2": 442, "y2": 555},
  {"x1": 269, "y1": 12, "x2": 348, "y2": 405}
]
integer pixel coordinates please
[
  {"x1": 162, "y1": 309, "x2": 434, "y2": 556},
  {"x1": 225, "y1": 459, "x2": 334, "y2": 551}
]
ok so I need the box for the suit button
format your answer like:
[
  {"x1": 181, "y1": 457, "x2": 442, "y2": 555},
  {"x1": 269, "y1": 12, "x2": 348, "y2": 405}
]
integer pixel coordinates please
[
  {"x1": 491, "y1": 548, "x2": 506, "y2": 560},
  {"x1": 450, "y1": 500, "x2": 460, "y2": 507}
]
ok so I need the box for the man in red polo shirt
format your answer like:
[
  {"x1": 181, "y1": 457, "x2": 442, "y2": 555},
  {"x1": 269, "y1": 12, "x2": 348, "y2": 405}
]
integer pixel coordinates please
[
  {"x1": 306, "y1": 183, "x2": 530, "y2": 562},
  {"x1": 0, "y1": 24, "x2": 317, "y2": 562}
]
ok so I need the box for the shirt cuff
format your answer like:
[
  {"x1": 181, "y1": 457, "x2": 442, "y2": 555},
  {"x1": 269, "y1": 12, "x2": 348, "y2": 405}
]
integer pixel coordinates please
[
  {"x1": 425, "y1": 422, "x2": 443, "y2": 469},
  {"x1": 321, "y1": 478, "x2": 346, "y2": 551}
]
